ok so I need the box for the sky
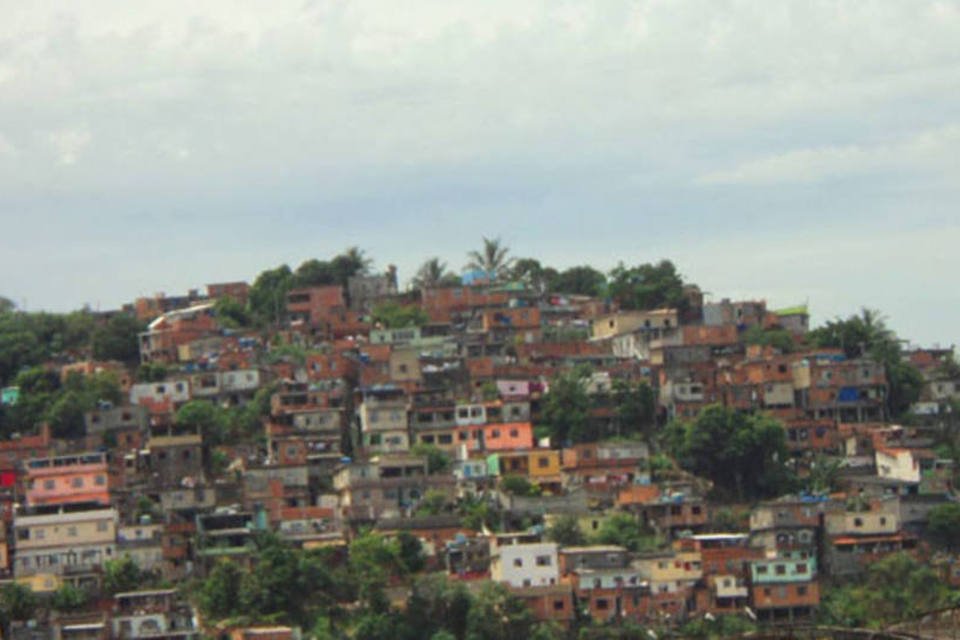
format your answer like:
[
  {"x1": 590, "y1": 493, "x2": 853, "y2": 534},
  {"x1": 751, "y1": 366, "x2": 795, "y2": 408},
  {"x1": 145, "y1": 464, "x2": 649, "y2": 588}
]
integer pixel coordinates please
[{"x1": 1, "y1": 0, "x2": 958, "y2": 347}]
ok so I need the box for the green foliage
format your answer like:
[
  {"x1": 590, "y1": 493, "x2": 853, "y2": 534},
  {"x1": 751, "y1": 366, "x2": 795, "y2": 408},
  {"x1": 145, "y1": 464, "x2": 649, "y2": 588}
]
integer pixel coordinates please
[
  {"x1": 465, "y1": 237, "x2": 513, "y2": 281},
  {"x1": 546, "y1": 514, "x2": 587, "y2": 546},
  {"x1": 499, "y1": 474, "x2": 540, "y2": 497},
  {"x1": 540, "y1": 367, "x2": 592, "y2": 445},
  {"x1": 415, "y1": 490, "x2": 451, "y2": 516},
  {"x1": 590, "y1": 513, "x2": 657, "y2": 552},
  {"x1": 349, "y1": 532, "x2": 405, "y2": 612},
  {"x1": 809, "y1": 308, "x2": 923, "y2": 418},
  {"x1": 249, "y1": 264, "x2": 294, "y2": 326},
  {"x1": 0, "y1": 367, "x2": 122, "y2": 439},
  {"x1": 0, "y1": 583, "x2": 37, "y2": 624},
  {"x1": 465, "y1": 582, "x2": 534, "y2": 640},
  {"x1": 137, "y1": 362, "x2": 168, "y2": 382},
  {"x1": 552, "y1": 265, "x2": 607, "y2": 297},
  {"x1": 372, "y1": 302, "x2": 428, "y2": 329},
  {"x1": 51, "y1": 584, "x2": 88, "y2": 612},
  {"x1": 742, "y1": 325, "x2": 795, "y2": 353},
  {"x1": 396, "y1": 532, "x2": 427, "y2": 573},
  {"x1": 214, "y1": 296, "x2": 251, "y2": 328},
  {"x1": 92, "y1": 314, "x2": 144, "y2": 364},
  {"x1": 459, "y1": 496, "x2": 501, "y2": 532},
  {"x1": 821, "y1": 553, "x2": 952, "y2": 628},
  {"x1": 103, "y1": 555, "x2": 143, "y2": 594},
  {"x1": 612, "y1": 378, "x2": 656, "y2": 440},
  {"x1": 406, "y1": 574, "x2": 473, "y2": 640},
  {"x1": 0, "y1": 297, "x2": 14, "y2": 313},
  {"x1": 292, "y1": 248, "x2": 371, "y2": 289},
  {"x1": 663, "y1": 405, "x2": 796, "y2": 501},
  {"x1": 607, "y1": 260, "x2": 685, "y2": 311},
  {"x1": 927, "y1": 502, "x2": 960, "y2": 551},
  {"x1": 411, "y1": 443, "x2": 452, "y2": 474},
  {"x1": 413, "y1": 258, "x2": 459, "y2": 290},
  {"x1": 175, "y1": 400, "x2": 227, "y2": 445},
  {"x1": 678, "y1": 614, "x2": 755, "y2": 639},
  {"x1": 197, "y1": 559, "x2": 245, "y2": 620}
]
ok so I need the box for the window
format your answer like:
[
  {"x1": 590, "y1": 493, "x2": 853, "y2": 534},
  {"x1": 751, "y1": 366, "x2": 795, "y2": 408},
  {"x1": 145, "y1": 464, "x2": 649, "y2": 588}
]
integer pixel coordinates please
[
  {"x1": 538, "y1": 457, "x2": 549, "y2": 468},
  {"x1": 880, "y1": 517, "x2": 887, "y2": 526},
  {"x1": 491, "y1": 430, "x2": 501, "y2": 438},
  {"x1": 44, "y1": 479, "x2": 55, "y2": 490},
  {"x1": 535, "y1": 555, "x2": 552, "y2": 566},
  {"x1": 509, "y1": 429, "x2": 519, "y2": 438},
  {"x1": 97, "y1": 521, "x2": 108, "y2": 532},
  {"x1": 553, "y1": 600, "x2": 565, "y2": 611},
  {"x1": 756, "y1": 565, "x2": 768, "y2": 574},
  {"x1": 796, "y1": 563, "x2": 807, "y2": 574},
  {"x1": 596, "y1": 599, "x2": 609, "y2": 610},
  {"x1": 72, "y1": 477, "x2": 84, "y2": 488},
  {"x1": 513, "y1": 558, "x2": 523, "y2": 567},
  {"x1": 797, "y1": 585, "x2": 808, "y2": 596},
  {"x1": 775, "y1": 565, "x2": 786, "y2": 575},
  {"x1": 854, "y1": 517, "x2": 863, "y2": 527}
]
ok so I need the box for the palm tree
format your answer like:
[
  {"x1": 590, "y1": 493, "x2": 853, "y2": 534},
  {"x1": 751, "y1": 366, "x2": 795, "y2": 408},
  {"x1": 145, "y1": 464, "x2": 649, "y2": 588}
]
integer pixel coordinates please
[
  {"x1": 412, "y1": 257, "x2": 453, "y2": 290},
  {"x1": 465, "y1": 236, "x2": 513, "y2": 282}
]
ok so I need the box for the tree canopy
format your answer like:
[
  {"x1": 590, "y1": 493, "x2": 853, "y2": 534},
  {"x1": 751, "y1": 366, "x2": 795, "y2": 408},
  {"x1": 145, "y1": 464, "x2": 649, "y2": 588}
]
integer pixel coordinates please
[
  {"x1": 607, "y1": 260, "x2": 686, "y2": 311},
  {"x1": 465, "y1": 236, "x2": 513, "y2": 281},
  {"x1": 664, "y1": 404, "x2": 796, "y2": 501}
]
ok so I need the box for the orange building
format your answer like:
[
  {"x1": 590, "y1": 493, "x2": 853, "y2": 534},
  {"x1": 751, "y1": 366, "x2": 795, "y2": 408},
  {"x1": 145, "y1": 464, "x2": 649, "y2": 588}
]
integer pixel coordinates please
[{"x1": 24, "y1": 452, "x2": 110, "y2": 507}]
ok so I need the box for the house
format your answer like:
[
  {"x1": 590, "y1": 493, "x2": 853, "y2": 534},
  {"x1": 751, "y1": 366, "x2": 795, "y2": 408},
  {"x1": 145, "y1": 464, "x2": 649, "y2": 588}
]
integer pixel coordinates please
[
  {"x1": 748, "y1": 550, "x2": 819, "y2": 621},
  {"x1": 13, "y1": 502, "x2": 118, "y2": 578},
  {"x1": 24, "y1": 453, "x2": 110, "y2": 507},
  {"x1": 356, "y1": 386, "x2": 410, "y2": 455},
  {"x1": 333, "y1": 454, "x2": 455, "y2": 522},
  {"x1": 112, "y1": 588, "x2": 198, "y2": 639},
  {"x1": 347, "y1": 269, "x2": 398, "y2": 312},
  {"x1": 139, "y1": 304, "x2": 219, "y2": 364},
  {"x1": 490, "y1": 541, "x2": 560, "y2": 588},
  {"x1": 592, "y1": 309, "x2": 678, "y2": 344}
]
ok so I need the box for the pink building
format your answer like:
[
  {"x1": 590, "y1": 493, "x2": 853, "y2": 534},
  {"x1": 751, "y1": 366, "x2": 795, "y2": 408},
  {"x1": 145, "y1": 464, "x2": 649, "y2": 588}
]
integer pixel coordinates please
[{"x1": 24, "y1": 452, "x2": 110, "y2": 507}]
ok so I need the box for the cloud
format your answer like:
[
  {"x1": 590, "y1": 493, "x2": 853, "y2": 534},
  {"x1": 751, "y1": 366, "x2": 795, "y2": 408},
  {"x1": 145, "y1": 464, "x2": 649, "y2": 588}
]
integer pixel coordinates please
[
  {"x1": 697, "y1": 124, "x2": 960, "y2": 186},
  {"x1": 45, "y1": 128, "x2": 92, "y2": 165}
]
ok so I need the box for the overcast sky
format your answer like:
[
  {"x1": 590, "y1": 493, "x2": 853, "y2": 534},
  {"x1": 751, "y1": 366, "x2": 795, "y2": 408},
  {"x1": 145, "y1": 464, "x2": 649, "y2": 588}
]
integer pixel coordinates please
[{"x1": 1, "y1": 1, "x2": 958, "y2": 346}]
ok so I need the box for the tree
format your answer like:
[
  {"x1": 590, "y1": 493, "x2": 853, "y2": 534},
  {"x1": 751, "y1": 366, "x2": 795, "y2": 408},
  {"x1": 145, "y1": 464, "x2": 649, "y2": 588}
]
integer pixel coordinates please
[
  {"x1": 0, "y1": 296, "x2": 14, "y2": 314},
  {"x1": 197, "y1": 559, "x2": 245, "y2": 620},
  {"x1": 411, "y1": 443, "x2": 451, "y2": 474},
  {"x1": 293, "y1": 259, "x2": 337, "y2": 288},
  {"x1": 332, "y1": 246, "x2": 372, "y2": 284},
  {"x1": 465, "y1": 237, "x2": 513, "y2": 282},
  {"x1": 0, "y1": 583, "x2": 37, "y2": 630},
  {"x1": 607, "y1": 260, "x2": 685, "y2": 311},
  {"x1": 927, "y1": 503, "x2": 960, "y2": 552},
  {"x1": 613, "y1": 379, "x2": 656, "y2": 440},
  {"x1": 214, "y1": 296, "x2": 251, "y2": 328},
  {"x1": 405, "y1": 574, "x2": 472, "y2": 640},
  {"x1": 396, "y1": 531, "x2": 427, "y2": 573},
  {"x1": 591, "y1": 513, "x2": 655, "y2": 552},
  {"x1": 349, "y1": 532, "x2": 405, "y2": 612},
  {"x1": 137, "y1": 362, "x2": 168, "y2": 382},
  {"x1": 664, "y1": 405, "x2": 796, "y2": 501},
  {"x1": 51, "y1": 584, "x2": 88, "y2": 612},
  {"x1": 371, "y1": 303, "x2": 428, "y2": 329},
  {"x1": 249, "y1": 265, "x2": 294, "y2": 326},
  {"x1": 821, "y1": 552, "x2": 952, "y2": 628},
  {"x1": 810, "y1": 308, "x2": 923, "y2": 419},
  {"x1": 103, "y1": 556, "x2": 143, "y2": 594},
  {"x1": 175, "y1": 400, "x2": 227, "y2": 445},
  {"x1": 413, "y1": 258, "x2": 458, "y2": 290},
  {"x1": 743, "y1": 325, "x2": 795, "y2": 353},
  {"x1": 552, "y1": 265, "x2": 607, "y2": 297},
  {"x1": 415, "y1": 489, "x2": 450, "y2": 516},
  {"x1": 465, "y1": 582, "x2": 534, "y2": 640},
  {"x1": 540, "y1": 367, "x2": 592, "y2": 445},
  {"x1": 546, "y1": 514, "x2": 586, "y2": 546},
  {"x1": 499, "y1": 475, "x2": 539, "y2": 497},
  {"x1": 91, "y1": 314, "x2": 143, "y2": 364}
]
